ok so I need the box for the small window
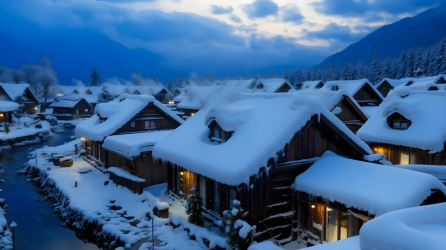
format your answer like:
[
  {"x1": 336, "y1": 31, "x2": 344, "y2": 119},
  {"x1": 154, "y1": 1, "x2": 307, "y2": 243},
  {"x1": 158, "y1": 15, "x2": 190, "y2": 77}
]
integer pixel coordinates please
[
  {"x1": 315, "y1": 82, "x2": 324, "y2": 89},
  {"x1": 331, "y1": 85, "x2": 339, "y2": 91},
  {"x1": 388, "y1": 113, "x2": 411, "y2": 130},
  {"x1": 405, "y1": 81, "x2": 414, "y2": 86},
  {"x1": 145, "y1": 120, "x2": 156, "y2": 129},
  {"x1": 85, "y1": 109, "x2": 88, "y2": 112},
  {"x1": 428, "y1": 86, "x2": 438, "y2": 91},
  {"x1": 213, "y1": 129, "x2": 220, "y2": 138},
  {"x1": 131, "y1": 120, "x2": 135, "y2": 128}
]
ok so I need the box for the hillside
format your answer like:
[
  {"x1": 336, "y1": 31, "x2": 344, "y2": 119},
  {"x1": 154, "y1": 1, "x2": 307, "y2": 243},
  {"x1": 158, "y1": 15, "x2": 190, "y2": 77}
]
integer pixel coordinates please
[{"x1": 318, "y1": 4, "x2": 446, "y2": 67}]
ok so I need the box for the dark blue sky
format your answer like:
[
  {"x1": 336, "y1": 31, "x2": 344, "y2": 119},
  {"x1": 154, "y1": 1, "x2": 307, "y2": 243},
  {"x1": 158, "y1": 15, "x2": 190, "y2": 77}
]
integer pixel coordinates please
[{"x1": 0, "y1": 0, "x2": 442, "y2": 84}]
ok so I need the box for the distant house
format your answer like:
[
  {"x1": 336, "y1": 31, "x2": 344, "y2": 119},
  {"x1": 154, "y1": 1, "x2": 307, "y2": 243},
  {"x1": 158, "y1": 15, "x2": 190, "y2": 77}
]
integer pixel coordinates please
[
  {"x1": 127, "y1": 85, "x2": 174, "y2": 104},
  {"x1": 75, "y1": 94, "x2": 183, "y2": 191},
  {"x1": 101, "y1": 131, "x2": 173, "y2": 192},
  {"x1": 377, "y1": 75, "x2": 446, "y2": 97},
  {"x1": 295, "y1": 89, "x2": 369, "y2": 134},
  {"x1": 49, "y1": 97, "x2": 94, "y2": 119},
  {"x1": 215, "y1": 79, "x2": 257, "y2": 89},
  {"x1": 357, "y1": 90, "x2": 446, "y2": 165},
  {"x1": 302, "y1": 80, "x2": 325, "y2": 90},
  {"x1": 175, "y1": 86, "x2": 225, "y2": 119},
  {"x1": 153, "y1": 93, "x2": 373, "y2": 243},
  {"x1": 0, "y1": 83, "x2": 40, "y2": 114},
  {"x1": 0, "y1": 101, "x2": 19, "y2": 123},
  {"x1": 293, "y1": 155, "x2": 446, "y2": 247},
  {"x1": 253, "y1": 78, "x2": 293, "y2": 93}
]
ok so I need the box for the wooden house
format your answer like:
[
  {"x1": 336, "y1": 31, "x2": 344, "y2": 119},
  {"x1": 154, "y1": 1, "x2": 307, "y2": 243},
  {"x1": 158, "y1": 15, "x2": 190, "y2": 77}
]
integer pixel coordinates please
[
  {"x1": 295, "y1": 89, "x2": 369, "y2": 134},
  {"x1": 321, "y1": 80, "x2": 384, "y2": 108},
  {"x1": 49, "y1": 97, "x2": 94, "y2": 119},
  {"x1": 101, "y1": 131, "x2": 173, "y2": 193},
  {"x1": 357, "y1": 90, "x2": 446, "y2": 165},
  {"x1": 75, "y1": 94, "x2": 183, "y2": 172},
  {"x1": 377, "y1": 75, "x2": 446, "y2": 97},
  {"x1": 175, "y1": 86, "x2": 225, "y2": 119},
  {"x1": 153, "y1": 93, "x2": 373, "y2": 243},
  {"x1": 293, "y1": 155, "x2": 446, "y2": 247},
  {"x1": 253, "y1": 78, "x2": 293, "y2": 93},
  {"x1": 0, "y1": 101, "x2": 19, "y2": 123},
  {"x1": 0, "y1": 83, "x2": 40, "y2": 114}
]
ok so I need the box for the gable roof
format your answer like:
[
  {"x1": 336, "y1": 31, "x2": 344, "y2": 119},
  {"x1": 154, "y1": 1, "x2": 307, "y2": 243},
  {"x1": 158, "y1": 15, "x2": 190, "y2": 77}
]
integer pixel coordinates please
[
  {"x1": 0, "y1": 101, "x2": 19, "y2": 112},
  {"x1": 102, "y1": 130, "x2": 173, "y2": 159},
  {"x1": 377, "y1": 78, "x2": 415, "y2": 89},
  {"x1": 323, "y1": 79, "x2": 383, "y2": 99},
  {"x1": 215, "y1": 79, "x2": 257, "y2": 89},
  {"x1": 391, "y1": 75, "x2": 446, "y2": 92},
  {"x1": 49, "y1": 97, "x2": 92, "y2": 108},
  {"x1": 176, "y1": 86, "x2": 225, "y2": 110},
  {"x1": 302, "y1": 80, "x2": 324, "y2": 89},
  {"x1": 75, "y1": 94, "x2": 183, "y2": 141},
  {"x1": 294, "y1": 154, "x2": 446, "y2": 216},
  {"x1": 357, "y1": 90, "x2": 446, "y2": 152},
  {"x1": 0, "y1": 83, "x2": 40, "y2": 104},
  {"x1": 253, "y1": 78, "x2": 292, "y2": 93},
  {"x1": 153, "y1": 92, "x2": 372, "y2": 186}
]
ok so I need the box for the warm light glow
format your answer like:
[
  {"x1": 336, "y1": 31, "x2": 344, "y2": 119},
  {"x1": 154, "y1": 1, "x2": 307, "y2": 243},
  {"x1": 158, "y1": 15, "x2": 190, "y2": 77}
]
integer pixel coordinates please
[
  {"x1": 191, "y1": 113, "x2": 195, "y2": 116},
  {"x1": 0, "y1": 114, "x2": 3, "y2": 117},
  {"x1": 57, "y1": 94, "x2": 63, "y2": 96},
  {"x1": 34, "y1": 107, "x2": 37, "y2": 110},
  {"x1": 80, "y1": 137, "x2": 85, "y2": 142},
  {"x1": 168, "y1": 100, "x2": 174, "y2": 104},
  {"x1": 311, "y1": 205, "x2": 315, "y2": 209},
  {"x1": 180, "y1": 172, "x2": 184, "y2": 175},
  {"x1": 375, "y1": 148, "x2": 378, "y2": 151}
]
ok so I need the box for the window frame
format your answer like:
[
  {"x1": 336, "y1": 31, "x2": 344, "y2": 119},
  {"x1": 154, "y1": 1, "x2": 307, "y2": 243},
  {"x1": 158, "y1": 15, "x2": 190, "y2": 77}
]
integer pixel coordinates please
[{"x1": 144, "y1": 120, "x2": 156, "y2": 129}]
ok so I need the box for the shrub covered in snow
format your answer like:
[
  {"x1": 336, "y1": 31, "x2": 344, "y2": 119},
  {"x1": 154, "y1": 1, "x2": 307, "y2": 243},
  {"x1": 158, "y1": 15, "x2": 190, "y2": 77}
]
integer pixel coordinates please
[
  {"x1": 185, "y1": 187, "x2": 204, "y2": 226},
  {"x1": 218, "y1": 200, "x2": 256, "y2": 250}
]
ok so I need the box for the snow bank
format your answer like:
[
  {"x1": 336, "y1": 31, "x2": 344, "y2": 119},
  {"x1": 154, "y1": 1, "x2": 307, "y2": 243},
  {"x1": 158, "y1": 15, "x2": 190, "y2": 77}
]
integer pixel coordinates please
[
  {"x1": 360, "y1": 203, "x2": 446, "y2": 250},
  {"x1": 357, "y1": 91, "x2": 446, "y2": 153},
  {"x1": 0, "y1": 101, "x2": 18, "y2": 112},
  {"x1": 392, "y1": 75, "x2": 446, "y2": 91},
  {"x1": 305, "y1": 236, "x2": 360, "y2": 250},
  {"x1": 176, "y1": 86, "x2": 224, "y2": 110},
  {"x1": 293, "y1": 155, "x2": 446, "y2": 216},
  {"x1": 102, "y1": 131, "x2": 172, "y2": 158},
  {"x1": 107, "y1": 167, "x2": 145, "y2": 182},
  {"x1": 154, "y1": 92, "x2": 372, "y2": 186},
  {"x1": 0, "y1": 121, "x2": 52, "y2": 140},
  {"x1": 248, "y1": 241, "x2": 282, "y2": 250},
  {"x1": 253, "y1": 78, "x2": 291, "y2": 93},
  {"x1": 75, "y1": 94, "x2": 182, "y2": 141}
]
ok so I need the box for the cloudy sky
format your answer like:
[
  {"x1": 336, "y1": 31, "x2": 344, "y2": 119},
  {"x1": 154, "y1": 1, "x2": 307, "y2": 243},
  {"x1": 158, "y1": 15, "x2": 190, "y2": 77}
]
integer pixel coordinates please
[{"x1": 0, "y1": 0, "x2": 442, "y2": 80}]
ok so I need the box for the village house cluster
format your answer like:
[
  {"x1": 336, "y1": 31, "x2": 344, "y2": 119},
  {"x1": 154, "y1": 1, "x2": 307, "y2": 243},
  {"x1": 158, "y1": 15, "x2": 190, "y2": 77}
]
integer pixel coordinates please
[{"x1": 1, "y1": 75, "x2": 446, "y2": 249}]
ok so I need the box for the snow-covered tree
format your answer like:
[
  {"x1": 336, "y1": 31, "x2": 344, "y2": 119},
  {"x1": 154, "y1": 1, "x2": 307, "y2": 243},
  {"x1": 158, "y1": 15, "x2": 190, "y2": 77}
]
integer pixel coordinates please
[
  {"x1": 14, "y1": 96, "x2": 27, "y2": 125},
  {"x1": 11, "y1": 69, "x2": 24, "y2": 84},
  {"x1": 185, "y1": 187, "x2": 204, "y2": 226},
  {"x1": 406, "y1": 48, "x2": 416, "y2": 77},
  {"x1": 323, "y1": 63, "x2": 334, "y2": 81},
  {"x1": 131, "y1": 72, "x2": 143, "y2": 86},
  {"x1": 97, "y1": 88, "x2": 114, "y2": 104},
  {"x1": 218, "y1": 200, "x2": 256, "y2": 250},
  {"x1": 381, "y1": 58, "x2": 393, "y2": 79},
  {"x1": 151, "y1": 74, "x2": 159, "y2": 84},
  {"x1": 89, "y1": 68, "x2": 102, "y2": 87},
  {"x1": 370, "y1": 52, "x2": 382, "y2": 83},
  {"x1": 355, "y1": 62, "x2": 365, "y2": 79},
  {"x1": 0, "y1": 66, "x2": 11, "y2": 83},
  {"x1": 263, "y1": 71, "x2": 277, "y2": 79},
  {"x1": 341, "y1": 62, "x2": 354, "y2": 80},
  {"x1": 37, "y1": 71, "x2": 57, "y2": 112},
  {"x1": 206, "y1": 73, "x2": 213, "y2": 84},
  {"x1": 433, "y1": 37, "x2": 446, "y2": 75}
]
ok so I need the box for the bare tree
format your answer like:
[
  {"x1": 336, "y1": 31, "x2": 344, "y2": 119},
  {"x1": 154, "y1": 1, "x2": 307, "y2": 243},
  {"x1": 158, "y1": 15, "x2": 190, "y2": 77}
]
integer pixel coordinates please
[
  {"x1": 0, "y1": 66, "x2": 12, "y2": 83},
  {"x1": 37, "y1": 71, "x2": 57, "y2": 112},
  {"x1": 22, "y1": 65, "x2": 39, "y2": 88},
  {"x1": 11, "y1": 69, "x2": 24, "y2": 84}
]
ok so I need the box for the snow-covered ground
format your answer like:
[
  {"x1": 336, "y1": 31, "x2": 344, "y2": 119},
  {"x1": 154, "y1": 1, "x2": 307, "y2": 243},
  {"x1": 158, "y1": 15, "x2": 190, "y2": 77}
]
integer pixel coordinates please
[
  {"x1": 0, "y1": 206, "x2": 13, "y2": 249},
  {"x1": 23, "y1": 139, "x2": 227, "y2": 250},
  {"x1": 0, "y1": 120, "x2": 52, "y2": 140}
]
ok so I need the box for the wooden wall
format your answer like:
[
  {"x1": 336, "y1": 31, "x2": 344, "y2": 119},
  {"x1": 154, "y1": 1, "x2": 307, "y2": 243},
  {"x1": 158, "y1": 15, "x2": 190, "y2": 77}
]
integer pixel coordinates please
[
  {"x1": 276, "y1": 83, "x2": 292, "y2": 93},
  {"x1": 370, "y1": 143, "x2": 446, "y2": 165},
  {"x1": 377, "y1": 81, "x2": 393, "y2": 98},
  {"x1": 353, "y1": 84, "x2": 382, "y2": 105},
  {"x1": 134, "y1": 152, "x2": 168, "y2": 187}
]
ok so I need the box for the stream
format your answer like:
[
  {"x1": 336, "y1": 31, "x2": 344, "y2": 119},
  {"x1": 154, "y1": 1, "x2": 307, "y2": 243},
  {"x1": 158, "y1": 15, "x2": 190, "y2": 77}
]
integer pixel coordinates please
[{"x1": 0, "y1": 129, "x2": 101, "y2": 250}]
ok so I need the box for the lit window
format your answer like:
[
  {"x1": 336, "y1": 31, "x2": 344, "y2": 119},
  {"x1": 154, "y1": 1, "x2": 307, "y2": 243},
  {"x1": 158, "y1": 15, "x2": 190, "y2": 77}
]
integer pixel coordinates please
[
  {"x1": 400, "y1": 153, "x2": 409, "y2": 165},
  {"x1": 145, "y1": 120, "x2": 156, "y2": 129},
  {"x1": 85, "y1": 109, "x2": 88, "y2": 112},
  {"x1": 57, "y1": 94, "x2": 63, "y2": 96},
  {"x1": 168, "y1": 100, "x2": 174, "y2": 104}
]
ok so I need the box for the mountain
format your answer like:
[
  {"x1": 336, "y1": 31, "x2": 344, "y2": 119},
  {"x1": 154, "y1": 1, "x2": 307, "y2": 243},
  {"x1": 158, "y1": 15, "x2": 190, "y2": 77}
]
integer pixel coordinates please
[
  {"x1": 0, "y1": 21, "x2": 168, "y2": 84},
  {"x1": 318, "y1": 4, "x2": 446, "y2": 67}
]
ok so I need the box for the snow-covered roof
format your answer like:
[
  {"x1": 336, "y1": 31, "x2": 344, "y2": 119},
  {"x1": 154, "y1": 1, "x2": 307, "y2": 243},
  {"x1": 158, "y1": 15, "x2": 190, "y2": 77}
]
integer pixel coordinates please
[
  {"x1": 357, "y1": 91, "x2": 446, "y2": 153},
  {"x1": 153, "y1": 92, "x2": 372, "y2": 186},
  {"x1": 293, "y1": 154, "x2": 446, "y2": 216},
  {"x1": 302, "y1": 80, "x2": 324, "y2": 89},
  {"x1": 392, "y1": 75, "x2": 446, "y2": 92},
  {"x1": 176, "y1": 86, "x2": 224, "y2": 110},
  {"x1": 253, "y1": 78, "x2": 292, "y2": 93},
  {"x1": 57, "y1": 85, "x2": 81, "y2": 95},
  {"x1": 0, "y1": 83, "x2": 39, "y2": 103},
  {"x1": 216, "y1": 79, "x2": 257, "y2": 89},
  {"x1": 49, "y1": 97, "x2": 91, "y2": 108},
  {"x1": 0, "y1": 101, "x2": 19, "y2": 112},
  {"x1": 323, "y1": 79, "x2": 381, "y2": 98},
  {"x1": 102, "y1": 131, "x2": 173, "y2": 159},
  {"x1": 378, "y1": 78, "x2": 415, "y2": 88},
  {"x1": 359, "y1": 202, "x2": 446, "y2": 250},
  {"x1": 126, "y1": 85, "x2": 166, "y2": 96},
  {"x1": 395, "y1": 164, "x2": 446, "y2": 183},
  {"x1": 75, "y1": 94, "x2": 183, "y2": 141}
]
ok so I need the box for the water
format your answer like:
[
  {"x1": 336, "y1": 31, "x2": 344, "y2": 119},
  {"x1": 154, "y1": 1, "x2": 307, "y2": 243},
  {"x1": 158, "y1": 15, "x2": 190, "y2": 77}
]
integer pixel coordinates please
[{"x1": 0, "y1": 131, "x2": 101, "y2": 250}]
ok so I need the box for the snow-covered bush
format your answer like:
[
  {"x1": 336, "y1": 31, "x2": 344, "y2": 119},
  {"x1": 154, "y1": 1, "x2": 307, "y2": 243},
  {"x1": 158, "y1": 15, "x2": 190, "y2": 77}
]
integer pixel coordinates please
[
  {"x1": 218, "y1": 200, "x2": 256, "y2": 250},
  {"x1": 185, "y1": 187, "x2": 204, "y2": 226},
  {"x1": 97, "y1": 88, "x2": 115, "y2": 104}
]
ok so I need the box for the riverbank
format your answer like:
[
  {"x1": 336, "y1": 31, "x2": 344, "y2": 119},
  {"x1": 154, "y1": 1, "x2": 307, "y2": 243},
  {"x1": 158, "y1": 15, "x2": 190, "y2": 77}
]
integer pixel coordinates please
[
  {"x1": 0, "y1": 121, "x2": 53, "y2": 152},
  {"x1": 22, "y1": 138, "x2": 228, "y2": 250},
  {"x1": 0, "y1": 205, "x2": 13, "y2": 249}
]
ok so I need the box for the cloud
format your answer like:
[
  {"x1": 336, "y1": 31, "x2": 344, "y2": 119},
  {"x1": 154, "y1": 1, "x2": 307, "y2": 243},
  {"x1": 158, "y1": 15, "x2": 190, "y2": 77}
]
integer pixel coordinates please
[
  {"x1": 210, "y1": 5, "x2": 233, "y2": 15},
  {"x1": 304, "y1": 22, "x2": 372, "y2": 49},
  {"x1": 313, "y1": 0, "x2": 441, "y2": 21},
  {"x1": 281, "y1": 5, "x2": 304, "y2": 24},
  {"x1": 0, "y1": 0, "x2": 333, "y2": 80},
  {"x1": 230, "y1": 14, "x2": 242, "y2": 23},
  {"x1": 243, "y1": 0, "x2": 279, "y2": 19}
]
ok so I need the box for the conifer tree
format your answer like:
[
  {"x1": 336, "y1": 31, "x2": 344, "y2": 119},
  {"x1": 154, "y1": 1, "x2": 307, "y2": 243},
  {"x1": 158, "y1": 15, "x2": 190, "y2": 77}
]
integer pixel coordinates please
[
  {"x1": 218, "y1": 200, "x2": 256, "y2": 250},
  {"x1": 89, "y1": 68, "x2": 102, "y2": 87},
  {"x1": 185, "y1": 187, "x2": 204, "y2": 226},
  {"x1": 370, "y1": 52, "x2": 382, "y2": 83},
  {"x1": 151, "y1": 74, "x2": 159, "y2": 84},
  {"x1": 97, "y1": 88, "x2": 114, "y2": 103}
]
